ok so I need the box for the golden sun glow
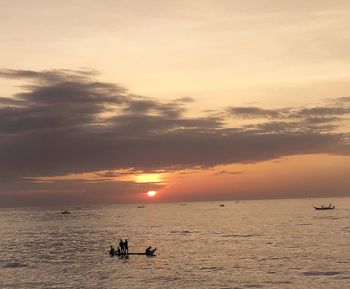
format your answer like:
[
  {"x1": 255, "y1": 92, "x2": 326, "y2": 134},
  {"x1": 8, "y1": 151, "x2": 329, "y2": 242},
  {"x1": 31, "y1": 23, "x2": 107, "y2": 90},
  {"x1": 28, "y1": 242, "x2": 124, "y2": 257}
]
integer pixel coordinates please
[
  {"x1": 147, "y1": 190, "x2": 157, "y2": 197},
  {"x1": 135, "y1": 173, "x2": 162, "y2": 183}
]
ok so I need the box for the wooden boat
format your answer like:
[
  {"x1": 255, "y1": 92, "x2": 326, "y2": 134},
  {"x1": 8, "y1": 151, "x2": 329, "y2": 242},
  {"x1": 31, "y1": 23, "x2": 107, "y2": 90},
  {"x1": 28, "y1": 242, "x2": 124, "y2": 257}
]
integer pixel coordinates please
[
  {"x1": 61, "y1": 210, "x2": 70, "y2": 214},
  {"x1": 313, "y1": 206, "x2": 335, "y2": 210},
  {"x1": 110, "y1": 248, "x2": 157, "y2": 257},
  {"x1": 112, "y1": 252, "x2": 155, "y2": 256}
]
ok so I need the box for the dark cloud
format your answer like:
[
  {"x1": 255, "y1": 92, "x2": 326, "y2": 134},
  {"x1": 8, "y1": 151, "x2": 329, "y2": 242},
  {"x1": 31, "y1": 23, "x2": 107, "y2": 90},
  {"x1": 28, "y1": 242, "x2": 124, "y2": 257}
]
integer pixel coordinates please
[
  {"x1": 228, "y1": 102, "x2": 350, "y2": 135},
  {"x1": 228, "y1": 106, "x2": 283, "y2": 118},
  {"x1": 96, "y1": 171, "x2": 120, "y2": 178},
  {"x1": 228, "y1": 104, "x2": 350, "y2": 123},
  {"x1": 0, "y1": 69, "x2": 349, "y2": 205},
  {"x1": 247, "y1": 120, "x2": 340, "y2": 134},
  {"x1": 304, "y1": 117, "x2": 340, "y2": 124},
  {"x1": 123, "y1": 98, "x2": 191, "y2": 118},
  {"x1": 215, "y1": 171, "x2": 243, "y2": 175},
  {"x1": 293, "y1": 107, "x2": 350, "y2": 117},
  {"x1": 0, "y1": 97, "x2": 23, "y2": 106},
  {"x1": 0, "y1": 69, "x2": 98, "y2": 84}
]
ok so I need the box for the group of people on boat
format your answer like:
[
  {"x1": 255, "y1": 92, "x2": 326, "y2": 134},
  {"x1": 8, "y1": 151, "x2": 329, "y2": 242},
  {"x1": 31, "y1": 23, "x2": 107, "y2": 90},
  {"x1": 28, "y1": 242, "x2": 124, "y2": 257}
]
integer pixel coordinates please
[
  {"x1": 109, "y1": 239, "x2": 157, "y2": 256},
  {"x1": 320, "y1": 204, "x2": 334, "y2": 209},
  {"x1": 314, "y1": 203, "x2": 335, "y2": 210},
  {"x1": 109, "y1": 239, "x2": 128, "y2": 255}
]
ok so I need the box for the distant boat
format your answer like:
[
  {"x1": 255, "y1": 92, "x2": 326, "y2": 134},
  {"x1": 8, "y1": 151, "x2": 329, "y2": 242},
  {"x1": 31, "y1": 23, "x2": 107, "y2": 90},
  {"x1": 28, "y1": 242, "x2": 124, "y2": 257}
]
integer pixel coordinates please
[
  {"x1": 61, "y1": 210, "x2": 71, "y2": 214},
  {"x1": 313, "y1": 205, "x2": 335, "y2": 210},
  {"x1": 220, "y1": 204, "x2": 225, "y2": 207},
  {"x1": 137, "y1": 205, "x2": 145, "y2": 208}
]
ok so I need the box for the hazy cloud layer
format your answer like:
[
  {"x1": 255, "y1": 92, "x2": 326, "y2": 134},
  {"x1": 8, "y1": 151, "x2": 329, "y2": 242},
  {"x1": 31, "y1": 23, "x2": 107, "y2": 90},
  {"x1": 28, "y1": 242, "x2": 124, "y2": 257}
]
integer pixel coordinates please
[{"x1": 0, "y1": 69, "x2": 349, "y2": 204}]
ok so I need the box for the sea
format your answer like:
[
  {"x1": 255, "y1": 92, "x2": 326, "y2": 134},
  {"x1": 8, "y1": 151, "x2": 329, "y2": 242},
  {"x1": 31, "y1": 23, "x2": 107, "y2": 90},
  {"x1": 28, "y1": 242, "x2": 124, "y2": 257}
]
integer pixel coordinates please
[{"x1": 0, "y1": 197, "x2": 349, "y2": 289}]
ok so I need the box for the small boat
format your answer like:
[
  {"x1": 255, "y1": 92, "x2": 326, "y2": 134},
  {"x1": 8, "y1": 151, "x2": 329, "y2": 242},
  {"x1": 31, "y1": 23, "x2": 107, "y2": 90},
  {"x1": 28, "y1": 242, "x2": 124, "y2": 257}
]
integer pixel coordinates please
[
  {"x1": 111, "y1": 252, "x2": 156, "y2": 256},
  {"x1": 137, "y1": 205, "x2": 145, "y2": 208},
  {"x1": 109, "y1": 247, "x2": 157, "y2": 257},
  {"x1": 313, "y1": 205, "x2": 335, "y2": 210},
  {"x1": 110, "y1": 249, "x2": 157, "y2": 257},
  {"x1": 220, "y1": 204, "x2": 225, "y2": 207},
  {"x1": 61, "y1": 210, "x2": 71, "y2": 214}
]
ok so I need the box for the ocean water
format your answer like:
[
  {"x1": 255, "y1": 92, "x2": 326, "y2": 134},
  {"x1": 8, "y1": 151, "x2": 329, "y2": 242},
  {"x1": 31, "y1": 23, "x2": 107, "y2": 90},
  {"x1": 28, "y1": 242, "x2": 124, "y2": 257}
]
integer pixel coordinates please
[{"x1": 0, "y1": 198, "x2": 349, "y2": 289}]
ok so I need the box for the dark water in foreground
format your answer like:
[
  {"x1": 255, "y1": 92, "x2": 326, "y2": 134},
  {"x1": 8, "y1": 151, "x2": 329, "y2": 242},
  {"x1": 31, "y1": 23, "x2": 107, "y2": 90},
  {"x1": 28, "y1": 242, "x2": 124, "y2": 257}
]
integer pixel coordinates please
[{"x1": 0, "y1": 198, "x2": 349, "y2": 289}]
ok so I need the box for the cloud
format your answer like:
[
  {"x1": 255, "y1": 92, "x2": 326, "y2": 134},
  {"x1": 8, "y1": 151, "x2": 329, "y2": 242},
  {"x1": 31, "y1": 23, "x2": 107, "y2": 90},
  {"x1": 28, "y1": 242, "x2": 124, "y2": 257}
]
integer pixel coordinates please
[
  {"x1": 293, "y1": 106, "x2": 350, "y2": 117},
  {"x1": 228, "y1": 105, "x2": 350, "y2": 121},
  {"x1": 0, "y1": 69, "x2": 349, "y2": 204},
  {"x1": 96, "y1": 171, "x2": 120, "y2": 178},
  {"x1": 228, "y1": 106, "x2": 283, "y2": 119},
  {"x1": 228, "y1": 101, "x2": 350, "y2": 134},
  {"x1": 0, "y1": 68, "x2": 99, "y2": 84},
  {"x1": 215, "y1": 170, "x2": 243, "y2": 175}
]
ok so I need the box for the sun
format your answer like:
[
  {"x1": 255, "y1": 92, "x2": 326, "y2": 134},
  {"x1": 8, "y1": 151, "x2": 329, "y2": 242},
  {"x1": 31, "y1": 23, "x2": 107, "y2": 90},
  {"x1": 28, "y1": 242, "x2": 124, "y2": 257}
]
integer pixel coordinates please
[{"x1": 147, "y1": 190, "x2": 157, "y2": 197}]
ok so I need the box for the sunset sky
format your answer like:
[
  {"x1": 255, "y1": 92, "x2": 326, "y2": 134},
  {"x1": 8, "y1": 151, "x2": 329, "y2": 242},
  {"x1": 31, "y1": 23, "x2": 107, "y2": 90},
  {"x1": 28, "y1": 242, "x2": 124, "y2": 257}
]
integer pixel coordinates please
[{"x1": 1, "y1": 0, "x2": 350, "y2": 206}]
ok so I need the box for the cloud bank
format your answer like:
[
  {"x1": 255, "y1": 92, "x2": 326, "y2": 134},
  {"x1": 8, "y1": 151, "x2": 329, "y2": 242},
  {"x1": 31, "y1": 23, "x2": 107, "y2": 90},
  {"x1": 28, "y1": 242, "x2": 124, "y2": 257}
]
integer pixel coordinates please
[{"x1": 0, "y1": 69, "x2": 349, "y2": 205}]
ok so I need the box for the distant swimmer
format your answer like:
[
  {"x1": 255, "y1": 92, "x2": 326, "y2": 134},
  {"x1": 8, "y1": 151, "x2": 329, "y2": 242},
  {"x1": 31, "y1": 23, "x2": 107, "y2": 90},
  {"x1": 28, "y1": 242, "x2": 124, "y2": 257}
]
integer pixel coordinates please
[{"x1": 109, "y1": 245, "x2": 115, "y2": 256}]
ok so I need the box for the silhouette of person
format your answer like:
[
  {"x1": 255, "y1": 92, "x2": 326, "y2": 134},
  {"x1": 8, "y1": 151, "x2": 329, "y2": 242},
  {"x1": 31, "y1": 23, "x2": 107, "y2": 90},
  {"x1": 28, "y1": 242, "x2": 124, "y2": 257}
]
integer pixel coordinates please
[
  {"x1": 124, "y1": 239, "x2": 128, "y2": 254},
  {"x1": 145, "y1": 246, "x2": 157, "y2": 256},
  {"x1": 145, "y1": 246, "x2": 152, "y2": 255},
  {"x1": 119, "y1": 239, "x2": 125, "y2": 254},
  {"x1": 109, "y1": 245, "x2": 115, "y2": 256}
]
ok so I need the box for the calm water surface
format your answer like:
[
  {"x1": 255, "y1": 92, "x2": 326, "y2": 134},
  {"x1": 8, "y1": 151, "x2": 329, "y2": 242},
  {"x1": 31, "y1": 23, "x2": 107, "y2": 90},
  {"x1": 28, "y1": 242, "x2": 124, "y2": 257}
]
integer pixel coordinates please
[{"x1": 0, "y1": 198, "x2": 349, "y2": 288}]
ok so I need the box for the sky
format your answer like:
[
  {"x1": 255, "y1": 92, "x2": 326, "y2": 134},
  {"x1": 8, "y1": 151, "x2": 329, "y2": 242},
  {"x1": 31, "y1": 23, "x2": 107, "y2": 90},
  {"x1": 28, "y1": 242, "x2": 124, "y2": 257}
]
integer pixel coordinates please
[{"x1": 1, "y1": 0, "x2": 350, "y2": 207}]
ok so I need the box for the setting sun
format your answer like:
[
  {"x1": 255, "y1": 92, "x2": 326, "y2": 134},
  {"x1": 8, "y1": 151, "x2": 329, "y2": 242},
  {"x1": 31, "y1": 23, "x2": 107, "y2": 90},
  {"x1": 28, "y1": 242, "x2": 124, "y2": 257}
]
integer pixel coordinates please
[{"x1": 147, "y1": 190, "x2": 157, "y2": 197}]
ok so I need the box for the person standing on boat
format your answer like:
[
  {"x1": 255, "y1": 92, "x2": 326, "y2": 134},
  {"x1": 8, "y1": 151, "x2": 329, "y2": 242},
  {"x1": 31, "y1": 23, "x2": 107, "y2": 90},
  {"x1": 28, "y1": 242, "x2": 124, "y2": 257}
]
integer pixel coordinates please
[
  {"x1": 119, "y1": 239, "x2": 125, "y2": 254},
  {"x1": 124, "y1": 239, "x2": 128, "y2": 254}
]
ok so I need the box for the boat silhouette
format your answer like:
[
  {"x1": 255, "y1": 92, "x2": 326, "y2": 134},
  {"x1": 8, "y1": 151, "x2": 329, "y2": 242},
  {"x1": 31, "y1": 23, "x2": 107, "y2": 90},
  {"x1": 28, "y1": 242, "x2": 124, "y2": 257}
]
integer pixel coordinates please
[{"x1": 313, "y1": 205, "x2": 335, "y2": 210}]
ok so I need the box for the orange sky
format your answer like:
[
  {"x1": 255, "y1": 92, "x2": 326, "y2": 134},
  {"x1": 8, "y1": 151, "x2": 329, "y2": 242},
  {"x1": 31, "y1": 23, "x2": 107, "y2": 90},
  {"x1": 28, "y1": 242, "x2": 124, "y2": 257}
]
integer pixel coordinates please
[{"x1": 0, "y1": 1, "x2": 350, "y2": 206}]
